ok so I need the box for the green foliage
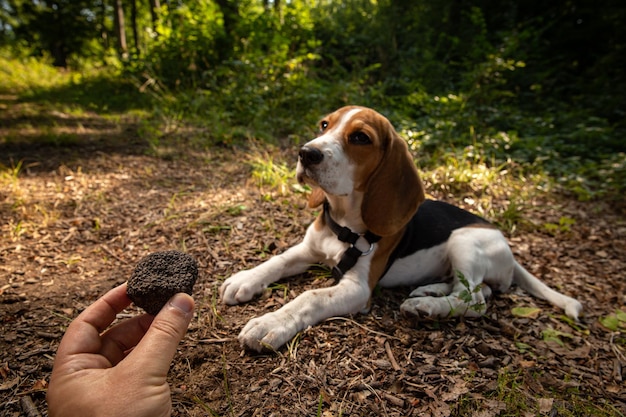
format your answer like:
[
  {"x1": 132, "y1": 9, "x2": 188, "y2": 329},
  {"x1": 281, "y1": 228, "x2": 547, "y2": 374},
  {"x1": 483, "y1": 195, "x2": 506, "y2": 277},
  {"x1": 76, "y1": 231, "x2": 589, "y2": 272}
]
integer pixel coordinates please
[
  {"x1": 226, "y1": 204, "x2": 247, "y2": 216},
  {"x1": 2, "y1": 0, "x2": 625, "y2": 202},
  {"x1": 4, "y1": 0, "x2": 103, "y2": 67},
  {"x1": 455, "y1": 367, "x2": 624, "y2": 417},
  {"x1": 0, "y1": 48, "x2": 152, "y2": 115},
  {"x1": 249, "y1": 152, "x2": 293, "y2": 195},
  {"x1": 0, "y1": 49, "x2": 67, "y2": 93},
  {"x1": 141, "y1": 2, "x2": 223, "y2": 87},
  {"x1": 456, "y1": 270, "x2": 485, "y2": 314},
  {"x1": 543, "y1": 217, "x2": 576, "y2": 236}
]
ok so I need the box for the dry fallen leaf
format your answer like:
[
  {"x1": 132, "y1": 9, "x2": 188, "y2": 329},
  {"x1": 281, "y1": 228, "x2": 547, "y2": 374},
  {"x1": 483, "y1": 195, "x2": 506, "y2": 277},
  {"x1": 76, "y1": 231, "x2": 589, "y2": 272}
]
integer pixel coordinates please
[
  {"x1": 474, "y1": 399, "x2": 507, "y2": 417},
  {"x1": 0, "y1": 377, "x2": 19, "y2": 391},
  {"x1": 538, "y1": 397, "x2": 554, "y2": 414},
  {"x1": 30, "y1": 379, "x2": 47, "y2": 391},
  {"x1": 441, "y1": 378, "x2": 469, "y2": 402}
]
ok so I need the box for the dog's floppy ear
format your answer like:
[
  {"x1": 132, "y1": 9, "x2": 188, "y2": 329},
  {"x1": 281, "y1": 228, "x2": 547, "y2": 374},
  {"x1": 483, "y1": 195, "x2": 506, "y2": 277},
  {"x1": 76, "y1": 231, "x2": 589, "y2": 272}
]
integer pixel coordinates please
[
  {"x1": 362, "y1": 127, "x2": 424, "y2": 236},
  {"x1": 307, "y1": 187, "x2": 326, "y2": 208}
]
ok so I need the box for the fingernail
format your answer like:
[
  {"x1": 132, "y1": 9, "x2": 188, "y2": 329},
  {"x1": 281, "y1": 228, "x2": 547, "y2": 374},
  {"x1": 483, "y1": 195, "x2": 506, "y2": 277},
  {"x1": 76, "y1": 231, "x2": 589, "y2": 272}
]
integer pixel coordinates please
[{"x1": 168, "y1": 293, "x2": 194, "y2": 315}]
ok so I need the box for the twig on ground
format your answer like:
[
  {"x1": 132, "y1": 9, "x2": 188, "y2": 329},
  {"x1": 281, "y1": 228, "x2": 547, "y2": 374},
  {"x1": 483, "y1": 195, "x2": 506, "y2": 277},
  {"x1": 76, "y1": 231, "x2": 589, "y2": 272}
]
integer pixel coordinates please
[
  {"x1": 384, "y1": 341, "x2": 401, "y2": 371},
  {"x1": 20, "y1": 396, "x2": 41, "y2": 417},
  {"x1": 325, "y1": 316, "x2": 403, "y2": 342}
]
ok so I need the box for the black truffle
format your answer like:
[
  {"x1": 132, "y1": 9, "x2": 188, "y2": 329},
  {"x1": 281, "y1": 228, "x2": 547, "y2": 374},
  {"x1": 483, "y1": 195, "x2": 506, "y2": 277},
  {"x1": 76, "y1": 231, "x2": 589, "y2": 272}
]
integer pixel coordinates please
[{"x1": 127, "y1": 251, "x2": 198, "y2": 315}]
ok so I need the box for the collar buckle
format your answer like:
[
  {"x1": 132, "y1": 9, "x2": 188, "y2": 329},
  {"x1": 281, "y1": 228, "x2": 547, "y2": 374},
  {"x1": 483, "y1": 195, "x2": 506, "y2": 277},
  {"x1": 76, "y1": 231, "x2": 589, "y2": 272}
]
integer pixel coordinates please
[
  {"x1": 323, "y1": 201, "x2": 381, "y2": 279},
  {"x1": 360, "y1": 241, "x2": 375, "y2": 256}
]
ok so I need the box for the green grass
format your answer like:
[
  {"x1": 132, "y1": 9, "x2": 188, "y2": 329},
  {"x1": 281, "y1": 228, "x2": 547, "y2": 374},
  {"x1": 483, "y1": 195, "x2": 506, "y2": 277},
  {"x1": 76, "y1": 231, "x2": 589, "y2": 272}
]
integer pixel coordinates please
[
  {"x1": 455, "y1": 369, "x2": 624, "y2": 417},
  {"x1": 0, "y1": 159, "x2": 22, "y2": 185},
  {"x1": 0, "y1": 51, "x2": 69, "y2": 93},
  {"x1": 0, "y1": 49, "x2": 153, "y2": 115},
  {"x1": 248, "y1": 150, "x2": 296, "y2": 198}
]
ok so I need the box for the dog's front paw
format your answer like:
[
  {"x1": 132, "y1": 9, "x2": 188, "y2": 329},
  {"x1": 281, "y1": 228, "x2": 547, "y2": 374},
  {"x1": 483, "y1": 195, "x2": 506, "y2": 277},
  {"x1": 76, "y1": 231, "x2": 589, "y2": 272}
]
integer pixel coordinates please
[
  {"x1": 220, "y1": 270, "x2": 267, "y2": 305},
  {"x1": 239, "y1": 312, "x2": 299, "y2": 352}
]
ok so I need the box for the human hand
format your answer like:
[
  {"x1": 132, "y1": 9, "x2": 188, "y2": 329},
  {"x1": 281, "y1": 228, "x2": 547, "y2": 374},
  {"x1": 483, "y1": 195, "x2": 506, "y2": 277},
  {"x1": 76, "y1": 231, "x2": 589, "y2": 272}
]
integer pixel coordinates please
[{"x1": 46, "y1": 282, "x2": 194, "y2": 417}]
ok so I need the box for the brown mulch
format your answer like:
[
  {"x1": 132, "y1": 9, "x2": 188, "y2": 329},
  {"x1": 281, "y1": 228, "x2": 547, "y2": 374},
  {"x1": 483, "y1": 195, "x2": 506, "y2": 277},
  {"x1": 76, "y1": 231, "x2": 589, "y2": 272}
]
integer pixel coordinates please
[{"x1": 1, "y1": 103, "x2": 625, "y2": 416}]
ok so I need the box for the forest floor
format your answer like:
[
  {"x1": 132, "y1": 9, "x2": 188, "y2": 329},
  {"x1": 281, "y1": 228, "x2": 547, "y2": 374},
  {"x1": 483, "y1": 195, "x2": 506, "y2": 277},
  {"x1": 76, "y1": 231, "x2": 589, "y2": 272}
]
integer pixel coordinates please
[{"x1": 1, "y1": 95, "x2": 625, "y2": 416}]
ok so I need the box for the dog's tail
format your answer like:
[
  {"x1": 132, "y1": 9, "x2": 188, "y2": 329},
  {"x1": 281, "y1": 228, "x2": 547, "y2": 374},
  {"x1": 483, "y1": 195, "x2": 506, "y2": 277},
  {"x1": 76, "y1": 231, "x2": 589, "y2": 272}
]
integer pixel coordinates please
[{"x1": 513, "y1": 261, "x2": 583, "y2": 320}]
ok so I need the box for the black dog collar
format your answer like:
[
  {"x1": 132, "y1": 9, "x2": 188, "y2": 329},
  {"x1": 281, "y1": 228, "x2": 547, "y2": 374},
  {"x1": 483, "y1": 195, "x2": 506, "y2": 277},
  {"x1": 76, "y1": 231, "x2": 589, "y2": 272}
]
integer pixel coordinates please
[{"x1": 323, "y1": 201, "x2": 381, "y2": 279}]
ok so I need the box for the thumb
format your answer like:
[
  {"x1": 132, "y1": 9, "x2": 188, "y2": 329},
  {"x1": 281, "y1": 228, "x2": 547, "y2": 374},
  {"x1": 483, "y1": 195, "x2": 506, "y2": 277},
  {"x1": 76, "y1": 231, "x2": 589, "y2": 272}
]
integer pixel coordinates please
[{"x1": 126, "y1": 293, "x2": 195, "y2": 378}]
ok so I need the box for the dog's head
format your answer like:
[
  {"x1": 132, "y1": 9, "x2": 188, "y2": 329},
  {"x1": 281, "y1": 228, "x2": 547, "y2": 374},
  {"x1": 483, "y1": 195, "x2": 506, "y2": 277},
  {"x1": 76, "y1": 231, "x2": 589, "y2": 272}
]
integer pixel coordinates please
[{"x1": 297, "y1": 106, "x2": 425, "y2": 236}]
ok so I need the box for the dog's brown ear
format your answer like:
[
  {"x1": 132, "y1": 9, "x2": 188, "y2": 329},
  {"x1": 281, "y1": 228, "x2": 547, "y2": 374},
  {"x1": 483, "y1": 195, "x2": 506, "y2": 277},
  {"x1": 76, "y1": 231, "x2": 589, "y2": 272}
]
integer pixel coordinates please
[
  {"x1": 362, "y1": 128, "x2": 424, "y2": 236},
  {"x1": 308, "y1": 187, "x2": 326, "y2": 208}
]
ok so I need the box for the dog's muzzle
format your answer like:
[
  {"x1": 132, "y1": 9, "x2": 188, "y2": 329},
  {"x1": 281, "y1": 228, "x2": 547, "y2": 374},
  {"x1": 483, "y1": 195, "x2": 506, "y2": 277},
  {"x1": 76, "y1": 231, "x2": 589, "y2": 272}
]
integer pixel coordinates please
[{"x1": 298, "y1": 146, "x2": 324, "y2": 167}]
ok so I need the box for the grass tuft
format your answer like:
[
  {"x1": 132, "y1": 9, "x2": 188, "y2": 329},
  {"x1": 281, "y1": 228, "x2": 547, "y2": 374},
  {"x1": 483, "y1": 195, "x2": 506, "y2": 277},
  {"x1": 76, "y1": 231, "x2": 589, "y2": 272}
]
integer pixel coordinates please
[{"x1": 248, "y1": 150, "x2": 295, "y2": 197}]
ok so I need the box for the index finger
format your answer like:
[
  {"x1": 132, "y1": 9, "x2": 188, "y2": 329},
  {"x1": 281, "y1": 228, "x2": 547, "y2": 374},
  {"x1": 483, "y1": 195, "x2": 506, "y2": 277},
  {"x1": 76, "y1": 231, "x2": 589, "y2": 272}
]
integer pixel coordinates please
[{"x1": 57, "y1": 283, "x2": 132, "y2": 357}]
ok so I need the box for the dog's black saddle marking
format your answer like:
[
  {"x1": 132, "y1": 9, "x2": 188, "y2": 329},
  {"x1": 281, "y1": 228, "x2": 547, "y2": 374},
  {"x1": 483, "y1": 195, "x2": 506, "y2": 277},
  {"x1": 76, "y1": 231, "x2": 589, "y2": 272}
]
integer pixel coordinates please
[{"x1": 388, "y1": 199, "x2": 491, "y2": 263}]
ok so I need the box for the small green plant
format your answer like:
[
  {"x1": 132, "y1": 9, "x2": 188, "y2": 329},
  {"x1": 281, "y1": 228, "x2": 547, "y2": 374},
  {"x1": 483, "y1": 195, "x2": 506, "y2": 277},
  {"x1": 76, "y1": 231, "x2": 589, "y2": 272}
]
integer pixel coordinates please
[
  {"x1": 248, "y1": 152, "x2": 294, "y2": 196},
  {"x1": 317, "y1": 391, "x2": 324, "y2": 417},
  {"x1": 226, "y1": 204, "x2": 247, "y2": 216},
  {"x1": 60, "y1": 255, "x2": 82, "y2": 267},
  {"x1": 191, "y1": 396, "x2": 220, "y2": 417},
  {"x1": 456, "y1": 270, "x2": 486, "y2": 314},
  {"x1": 203, "y1": 224, "x2": 232, "y2": 234},
  {"x1": 543, "y1": 216, "x2": 576, "y2": 235},
  {"x1": 8, "y1": 220, "x2": 25, "y2": 240},
  {"x1": 494, "y1": 197, "x2": 525, "y2": 234},
  {"x1": 493, "y1": 369, "x2": 528, "y2": 412},
  {"x1": 221, "y1": 351, "x2": 235, "y2": 417},
  {"x1": 268, "y1": 282, "x2": 290, "y2": 300},
  {"x1": 0, "y1": 160, "x2": 23, "y2": 185}
]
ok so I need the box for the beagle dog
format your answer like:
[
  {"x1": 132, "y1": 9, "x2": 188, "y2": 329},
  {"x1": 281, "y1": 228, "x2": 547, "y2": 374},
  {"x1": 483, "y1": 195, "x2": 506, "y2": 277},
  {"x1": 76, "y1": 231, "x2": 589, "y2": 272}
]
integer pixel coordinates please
[{"x1": 220, "y1": 106, "x2": 583, "y2": 352}]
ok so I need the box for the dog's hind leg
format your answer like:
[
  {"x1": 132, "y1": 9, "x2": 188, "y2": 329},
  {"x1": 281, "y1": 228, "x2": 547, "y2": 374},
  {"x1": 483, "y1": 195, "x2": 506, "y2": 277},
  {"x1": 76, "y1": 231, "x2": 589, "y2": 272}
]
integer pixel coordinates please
[
  {"x1": 401, "y1": 284, "x2": 491, "y2": 318},
  {"x1": 408, "y1": 282, "x2": 453, "y2": 298},
  {"x1": 401, "y1": 229, "x2": 498, "y2": 318}
]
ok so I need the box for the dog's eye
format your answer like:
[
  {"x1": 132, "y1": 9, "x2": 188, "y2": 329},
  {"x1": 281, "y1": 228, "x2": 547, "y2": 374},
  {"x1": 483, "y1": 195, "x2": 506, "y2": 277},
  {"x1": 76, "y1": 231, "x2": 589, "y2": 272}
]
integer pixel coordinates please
[
  {"x1": 348, "y1": 131, "x2": 371, "y2": 145},
  {"x1": 320, "y1": 121, "x2": 329, "y2": 132}
]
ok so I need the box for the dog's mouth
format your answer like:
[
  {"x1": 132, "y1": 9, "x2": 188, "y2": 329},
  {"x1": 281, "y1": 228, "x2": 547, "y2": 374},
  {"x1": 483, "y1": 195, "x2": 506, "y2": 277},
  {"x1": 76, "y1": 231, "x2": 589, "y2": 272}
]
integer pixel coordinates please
[
  {"x1": 296, "y1": 163, "x2": 350, "y2": 198},
  {"x1": 296, "y1": 163, "x2": 318, "y2": 186}
]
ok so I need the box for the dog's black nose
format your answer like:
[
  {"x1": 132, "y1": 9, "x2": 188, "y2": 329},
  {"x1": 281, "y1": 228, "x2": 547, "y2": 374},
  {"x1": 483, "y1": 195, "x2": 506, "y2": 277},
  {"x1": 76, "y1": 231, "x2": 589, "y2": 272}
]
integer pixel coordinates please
[{"x1": 299, "y1": 146, "x2": 324, "y2": 166}]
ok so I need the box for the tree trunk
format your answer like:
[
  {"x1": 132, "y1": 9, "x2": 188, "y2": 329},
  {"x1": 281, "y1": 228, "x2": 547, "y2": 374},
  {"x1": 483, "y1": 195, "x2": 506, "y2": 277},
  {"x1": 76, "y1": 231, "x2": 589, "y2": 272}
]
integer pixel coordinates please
[
  {"x1": 113, "y1": 0, "x2": 128, "y2": 58},
  {"x1": 130, "y1": 0, "x2": 139, "y2": 55},
  {"x1": 100, "y1": 0, "x2": 109, "y2": 49},
  {"x1": 51, "y1": 41, "x2": 68, "y2": 68},
  {"x1": 214, "y1": 0, "x2": 240, "y2": 61},
  {"x1": 149, "y1": 0, "x2": 161, "y2": 33},
  {"x1": 49, "y1": 1, "x2": 67, "y2": 67}
]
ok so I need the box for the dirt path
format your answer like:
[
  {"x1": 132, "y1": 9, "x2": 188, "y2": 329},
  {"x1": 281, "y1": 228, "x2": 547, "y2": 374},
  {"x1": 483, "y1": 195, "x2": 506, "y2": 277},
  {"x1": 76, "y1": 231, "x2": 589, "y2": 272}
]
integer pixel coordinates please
[{"x1": 1, "y1": 99, "x2": 625, "y2": 416}]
